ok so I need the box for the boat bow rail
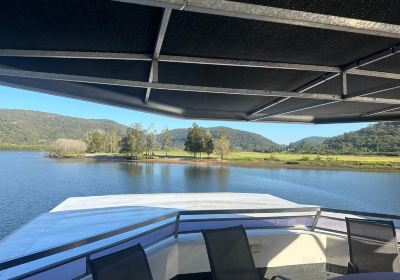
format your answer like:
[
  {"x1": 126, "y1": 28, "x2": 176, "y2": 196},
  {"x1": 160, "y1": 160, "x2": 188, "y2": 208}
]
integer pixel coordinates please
[{"x1": 1, "y1": 206, "x2": 399, "y2": 280}]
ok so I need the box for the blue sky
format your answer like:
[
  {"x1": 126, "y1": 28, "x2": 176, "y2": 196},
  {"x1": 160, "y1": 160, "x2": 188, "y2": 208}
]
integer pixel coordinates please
[{"x1": 0, "y1": 85, "x2": 370, "y2": 144}]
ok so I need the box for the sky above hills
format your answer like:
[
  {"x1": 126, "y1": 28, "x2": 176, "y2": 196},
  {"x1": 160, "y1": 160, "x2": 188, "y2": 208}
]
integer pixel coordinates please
[{"x1": 0, "y1": 85, "x2": 370, "y2": 144}]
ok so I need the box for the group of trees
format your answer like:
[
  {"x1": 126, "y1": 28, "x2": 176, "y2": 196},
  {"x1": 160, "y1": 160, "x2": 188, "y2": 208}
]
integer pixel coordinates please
[
  {"x1": 184, "y1": 124, "x2": 213, "y2": 158},
  {"x1": 86, "y1": 130, "x2": 120, "y2": 153},
  {"x1": 51, "y1": 123, "x2": 174, "y2": 158},
  {"x1": 51, "y1": 122, "x2": 231, "y2": 160},
  {"x1": 184, "y1": 123, "x2": 230, "y2": 160},
  {"x1": 119, "y1": 123, "x2": 164, "y2": 159}
]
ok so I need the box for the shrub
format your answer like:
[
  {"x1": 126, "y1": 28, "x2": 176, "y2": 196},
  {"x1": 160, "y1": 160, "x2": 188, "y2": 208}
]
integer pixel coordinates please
[{"x1": 50, "y1": 139, "x2": 87, "y2": 157}]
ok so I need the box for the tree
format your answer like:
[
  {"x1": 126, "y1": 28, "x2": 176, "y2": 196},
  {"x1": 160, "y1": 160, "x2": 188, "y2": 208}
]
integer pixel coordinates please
[
  {"x1": 120, "y1": 123, "x2": 146, "y2": 159},
  {"x1": 145, "y1": 124, "x2": 157, "y2": 158},
  {"x1": 161, "y1": 127, "x2": 172, "y2": 156},
  {"x1": 203, "y1": 129, "x2": 214, "y2": 158},
  {"x1": 104, "y1": 130, "x2": 120, "y2": 153},
  {"x1": 214, "y1": 131, "x2": 230, "y2": 161},
  {"x1": 184, "y1": 123, "x2": 203, "y2": 158},
  {"x1": 86, "y1": 130, "x2": 106, "y2": 153}
]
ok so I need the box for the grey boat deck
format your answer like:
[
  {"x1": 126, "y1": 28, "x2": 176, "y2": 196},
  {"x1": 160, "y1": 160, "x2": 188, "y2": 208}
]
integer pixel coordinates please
[{"x1": 0, "y1": 193, "x2": 314, "y2": 279}]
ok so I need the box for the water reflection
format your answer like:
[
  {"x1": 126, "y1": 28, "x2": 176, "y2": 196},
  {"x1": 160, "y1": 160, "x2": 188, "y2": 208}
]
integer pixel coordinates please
[
  {"x1": 216, "y1": 166, "x2": 230, "y2": 190},
  {"x1": 183, "y1": 165, "x2": 230, "y2": 192},
  {"x1": 161, "y1": 165, "x2": 170, "y2": 178},
  {"x1": 119, "y1": 162, "x2": 144, "y2": 176},
  {"x1": 145, "y1": 163, "x2": 154, "y2": 176}
]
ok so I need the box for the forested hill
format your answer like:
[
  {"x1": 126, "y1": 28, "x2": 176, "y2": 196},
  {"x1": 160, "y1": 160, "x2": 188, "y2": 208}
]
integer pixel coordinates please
[
  {"x1": 0, "y1": 109, "x2": 126, "y2": 146},
  {"x1": 322, "y1": 122, "x2": 400, "y2": 154},
  {"x1": 0, "y1": 109, "x2": 282, "y2": 152},
  {"x1": 2, "y1": 109, "x2": 399, "y2": 154},
  {"x1": 290, "y1": 136, "x2": 328, "y2": 147},
  {"x1": 158, "y1": 126, "x2": 283, "y2": 152}
]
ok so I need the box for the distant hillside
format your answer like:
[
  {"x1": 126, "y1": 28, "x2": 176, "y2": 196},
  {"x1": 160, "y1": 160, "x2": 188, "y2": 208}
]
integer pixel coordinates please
[
  {"x1": 158, "y1": 126, "x2": 283, "y2": 152},
  {"x1": 322, "y1": 122, "x2": 400, "y2": 154},
  {"x1": 2, "y1": 109, "x2": 398, "y2": 154},
  {"x1": 290, "y1": 136, "x2": 328, "y2": 147},
  {"x1": 0, "y1": 109, "x2": 126, "y2": 146},
  {"x1": 0, "y1": 109, "x2": 283, "y2": 152}
]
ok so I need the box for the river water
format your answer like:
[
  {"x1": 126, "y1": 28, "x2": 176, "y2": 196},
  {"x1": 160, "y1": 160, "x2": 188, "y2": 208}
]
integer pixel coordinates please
[{"x1": 0, "y1": 151, "x2": 399, "y2": 239}]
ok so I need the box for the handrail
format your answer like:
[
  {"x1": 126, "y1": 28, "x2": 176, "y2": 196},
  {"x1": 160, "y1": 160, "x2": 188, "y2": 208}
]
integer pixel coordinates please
[
  {"x1": 0, "y1": 206, "x2": 318, "y2": 274},
  {"x1": 180, "y1": 215, "x2": 315, "y2": 223},
  {"x1": 9, "y1": 222, "x2": 177, "y2": 280},
  {"x1": 179, "y1": 207, "x2": 320, "y2": 215},
  {"x1": 2, "y1": 205, "x2": 399, "y2": 279},
  {"x1": 320, "y1": 208, "x2": 400, "y2": 221},
  {"x1": 0, "y1": 212, "x2": 178, "y2": 271}
]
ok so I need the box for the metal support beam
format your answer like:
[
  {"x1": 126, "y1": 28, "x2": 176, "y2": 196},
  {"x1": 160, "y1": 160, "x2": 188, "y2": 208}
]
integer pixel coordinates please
[
  {"x1": 343, "y1": 44, "x2": 400, "y2": 70},
  {"x1": 145, "y1": 8, "x2": 172, "y2": 104},
  {"x1": 154, "y1": 9, "x2": 172, "y2": 58},
  {"x1": 361, "y1": 105, "x2": 400, "y2": 117},
  {"x1": 348, "y1": 96, "x2": 400, "y2": 105},
  {"x1": 347, "y1": 69, "x2": 400, "y2": 80},
  {"x1": 0, "y1": 77, "x2": 185, "y2": 118},
  {"x1": 0, "y1": 65, "x2": 343, "y2": 100},
  {"x1": 4, "y1": 48, "x2": 400, "y2": 81},
  {"x1": 313, "y1": 113, "x2": 400, "y2": 124},
  {"x1": 263, "y1": 113, "x2": 400, "y2": 124},
  {"x1": 249, "y1": 100, "x2": 339, "y2": 121},
  {"x1": 0, "y1": 49, "x2": 152, "y2": 61},
  {"x1": 145, "y1": 60, "x2": 158, "y2": 103},
  {"x1": 249, "y1": 83, "x2": 400, "y2": 121},
  {"x1": 115, "y1": 0, "x2": 400, "y2": 38},
  {"x1": 159, "y1": 55, "x2": 340, "y2": 73},
  {"x1": 2, "y1": 65, "x2": 400, "y2": 107},
  {"x1": 296, "y1": 73, "x2": 340, "y2": 93},
  {"x1": 249, "y1": 42, "x2": 400, "y2": 120},
  {"x1": 0, "y1": 49, "x2": 341, "y2": 73},
  {"x1": 247, "y1": 73, "x2": 339, "y2": 120},
  {"x1": 247, "y1": 97, "x2": 289, "y2": 118},
  {"x1": 354, "y1": 84, "x2": 400, "y2": 97},
  {"x1": 340, "y1": 72, "x2": 348, "y2": 97}
]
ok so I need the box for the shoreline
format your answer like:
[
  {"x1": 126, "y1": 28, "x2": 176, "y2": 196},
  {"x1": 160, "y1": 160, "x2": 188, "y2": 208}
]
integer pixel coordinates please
[{"x1": 53, "y1": 154, "x2": 400, "y2": 172}]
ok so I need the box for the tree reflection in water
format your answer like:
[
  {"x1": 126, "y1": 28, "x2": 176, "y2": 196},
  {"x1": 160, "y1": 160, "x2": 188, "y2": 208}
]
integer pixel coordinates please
[
  {"x1": 184, "y1": 165, "x2": 230, "y2": 192},
  {"x1": 119, "y1": 162, "x2": 144, "y2": 176}
]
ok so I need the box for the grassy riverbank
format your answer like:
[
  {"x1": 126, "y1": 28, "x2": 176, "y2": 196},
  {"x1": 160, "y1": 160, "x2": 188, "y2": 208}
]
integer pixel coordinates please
[
  {"x1": 0, "y1": 144, "x2": 46, "y2": 150},
  {"x1": 62, "y1": 150, "x2": 400, "y2": 171}
]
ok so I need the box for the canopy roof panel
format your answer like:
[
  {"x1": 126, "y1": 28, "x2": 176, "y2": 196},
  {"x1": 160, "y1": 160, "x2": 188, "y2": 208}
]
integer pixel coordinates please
[{"x1": 0, "y1": 0, "x2": 400, "y2": 124}]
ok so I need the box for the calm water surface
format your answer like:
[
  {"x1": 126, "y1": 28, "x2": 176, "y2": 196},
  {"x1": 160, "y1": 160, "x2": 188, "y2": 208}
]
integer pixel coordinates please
[{"x1": 1, "y1": 151, "x2": 400, "y2": 239}]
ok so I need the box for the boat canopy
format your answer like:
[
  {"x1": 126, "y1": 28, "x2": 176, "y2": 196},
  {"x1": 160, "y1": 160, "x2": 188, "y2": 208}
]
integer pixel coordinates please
[{"x1": 1, "y1": 0, "x2": 400, "y2": 124}]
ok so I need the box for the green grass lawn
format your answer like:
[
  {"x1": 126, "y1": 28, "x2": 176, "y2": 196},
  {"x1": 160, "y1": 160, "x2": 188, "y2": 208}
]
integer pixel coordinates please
[
  {"x1": 0, "y1": 144, "x2": 47, "y2": 150},
  {"x1": 56, "y1": 150, "x2": 400, "y2": 170},
  {"x1": 152, "y1": 150, "x2": 400, "y2": 169},
  {"x1": 155, "y1": 150, "x2": 400, "y2": 161}
]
